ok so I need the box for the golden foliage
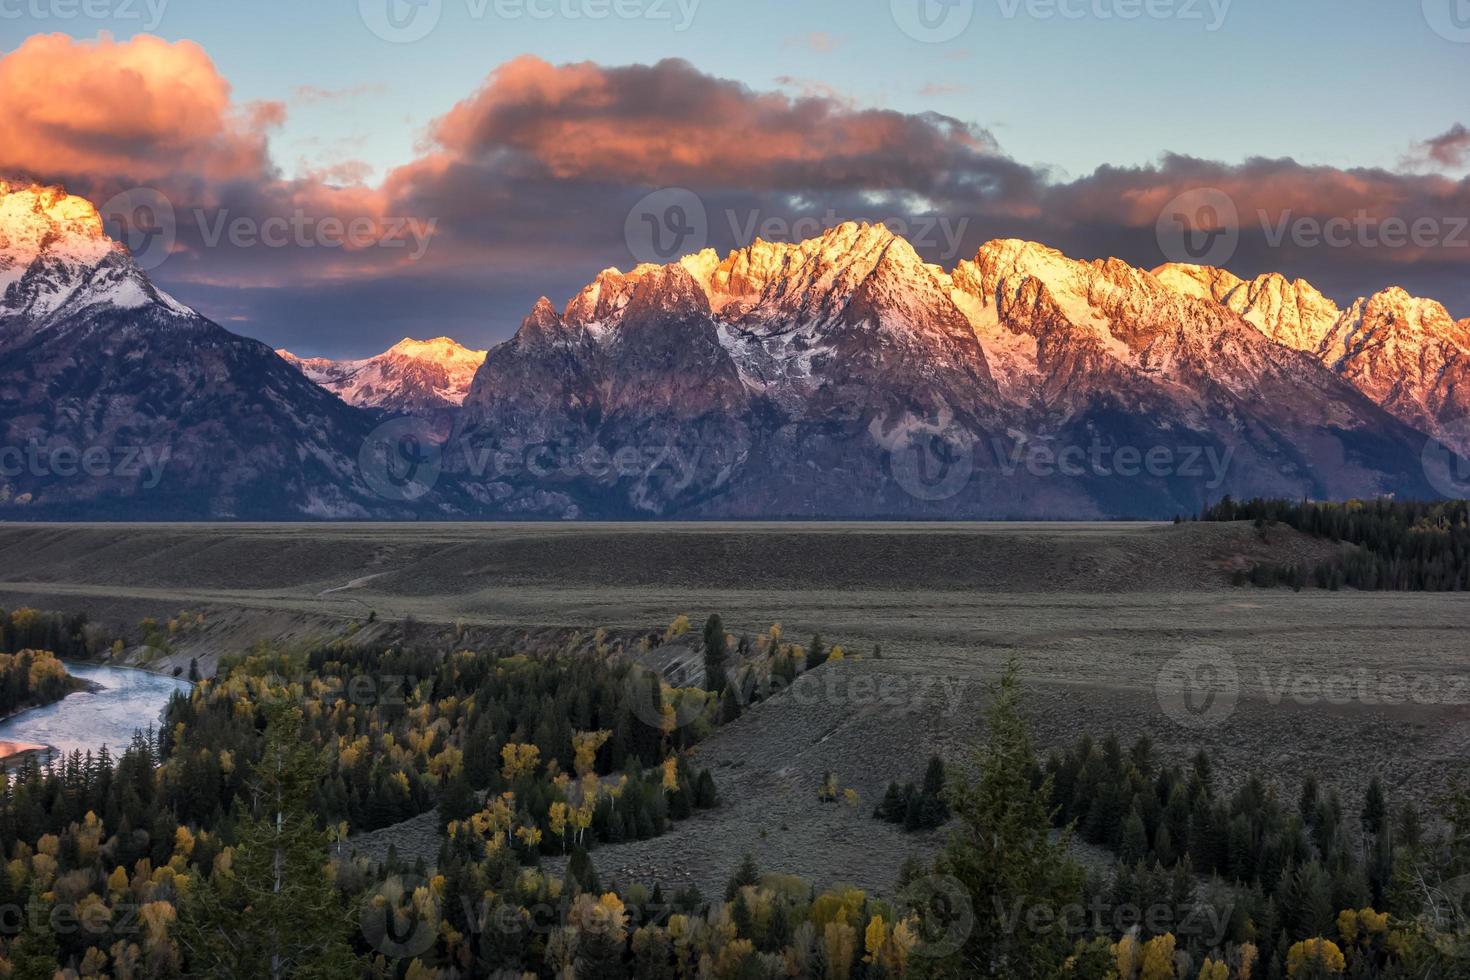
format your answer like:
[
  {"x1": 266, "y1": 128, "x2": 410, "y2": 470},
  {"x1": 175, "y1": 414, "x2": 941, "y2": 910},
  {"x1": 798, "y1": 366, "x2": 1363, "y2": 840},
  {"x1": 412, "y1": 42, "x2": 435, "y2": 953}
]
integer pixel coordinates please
[
  {"x1": 1287, "y1": 938, "x2": 1346, "y2": 977},
  {"x1": 501, "y1": 742, "x2": 541, "y2": 781},
  {"x1": 1141, "y1": 933, "x2": 1177, "y2": 980}
]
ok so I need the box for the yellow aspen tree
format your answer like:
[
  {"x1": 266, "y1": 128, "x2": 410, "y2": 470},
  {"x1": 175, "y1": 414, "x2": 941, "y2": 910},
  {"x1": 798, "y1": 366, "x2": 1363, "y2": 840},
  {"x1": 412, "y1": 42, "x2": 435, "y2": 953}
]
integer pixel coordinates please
[
  {"x1": 138, "y1": 900, "x2": 177, "y2": 951},
  {"x1": 1197, "y1": 958, "x2": 1229, "y2": 980},
  {"x1": 1114, "y1": 934, "x2": 1142, "y2": 980},
  {"x1": 715, "y1": 938, "x2": 756, "y2": 977},
  {"x1": 548, "y1": 802, "x2": 570, "y2": 848},
  {"x1": 824, "y1": 921, "x2": 858, "y2": 980},
  {"x1": 501, "y1": 743, "x2": 541, "y2": 781},
  {"x1": 662, "y1": 756, "x2": 679, "y2": 792},
  {"x1": 1238, "y1": 942, "x2": 1258, "y2": 980},
  {"x1": 863, "y1": 915, "x2": 888, "y2": 964},
  {"x1": 1141, "y1": 934, "x2": 1177, "y2": 980},
  {"x1": 79, "y1": 945, "x2": 109, "y2": 976},
  {"x1": 572, "y1": 730, "x2": 611, "y2": 776},
  {"x1": 886, "y1": 919, "x2": 918, "y2": 975},
  {"x1": 1286, "y1": 939, "x2": 1345, "y2": 977}
]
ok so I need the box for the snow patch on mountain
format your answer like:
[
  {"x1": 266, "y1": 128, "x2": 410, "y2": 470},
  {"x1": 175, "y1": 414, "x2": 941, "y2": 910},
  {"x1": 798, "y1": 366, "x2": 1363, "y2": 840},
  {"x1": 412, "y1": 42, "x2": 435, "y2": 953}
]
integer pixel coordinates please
[
  {"x1": 278, "y1": 336, "x2": 488, "y2": 412},
  {"x1": 0, "y1": 181, "x2": 195, "y2": 323}
]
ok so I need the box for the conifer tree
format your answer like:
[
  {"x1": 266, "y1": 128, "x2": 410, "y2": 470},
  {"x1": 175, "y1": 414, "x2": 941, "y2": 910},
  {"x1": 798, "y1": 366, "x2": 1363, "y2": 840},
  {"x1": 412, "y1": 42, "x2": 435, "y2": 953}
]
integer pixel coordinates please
[
  {"x1": 178, "y1": 705, "x2": 357, "y2": 979},
  {"x1": 923, "y1": 658, "x2": 1083, "y2": 978},
  {"x1": 702, "y1": 614, "x2": 727, "y2": 695}
]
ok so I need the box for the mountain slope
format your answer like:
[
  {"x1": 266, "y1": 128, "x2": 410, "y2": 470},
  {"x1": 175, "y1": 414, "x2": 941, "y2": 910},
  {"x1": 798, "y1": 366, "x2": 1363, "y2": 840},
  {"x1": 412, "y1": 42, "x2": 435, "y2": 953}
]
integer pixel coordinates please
[
  {"x1": 1156, "y1": 263, "x2": 1470, "y2": 455},
  {"x1": 0, "y1": 182, "x2": 407, "y2": 519}
]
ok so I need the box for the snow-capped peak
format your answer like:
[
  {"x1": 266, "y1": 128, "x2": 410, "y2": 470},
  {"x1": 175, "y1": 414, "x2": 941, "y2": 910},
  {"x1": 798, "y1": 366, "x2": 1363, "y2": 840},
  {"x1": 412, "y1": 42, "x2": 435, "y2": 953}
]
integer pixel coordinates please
[
  {"x1": 278, "y1": 335, "x2": 488, "y2": 412},
  {"x1": 0, "y1": 180, "x2": 192, "y2": 322}
]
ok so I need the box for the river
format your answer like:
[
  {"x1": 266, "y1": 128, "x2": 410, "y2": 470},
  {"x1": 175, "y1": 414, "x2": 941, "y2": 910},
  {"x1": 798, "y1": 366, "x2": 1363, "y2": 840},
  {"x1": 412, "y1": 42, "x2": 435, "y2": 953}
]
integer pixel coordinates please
[{"x1": 0, "y1": 662, "x2": 194, "y2": 764}]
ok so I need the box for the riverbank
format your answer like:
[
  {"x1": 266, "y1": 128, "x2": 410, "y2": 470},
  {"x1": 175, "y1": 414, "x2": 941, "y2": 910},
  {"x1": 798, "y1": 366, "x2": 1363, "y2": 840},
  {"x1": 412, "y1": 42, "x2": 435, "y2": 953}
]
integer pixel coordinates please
[
  {"x1": 0, "y1": 670, "x2": 106, "y2": 762},
  {"x1": 0, "y1": 739, "x2": 49, "y2": 762}
]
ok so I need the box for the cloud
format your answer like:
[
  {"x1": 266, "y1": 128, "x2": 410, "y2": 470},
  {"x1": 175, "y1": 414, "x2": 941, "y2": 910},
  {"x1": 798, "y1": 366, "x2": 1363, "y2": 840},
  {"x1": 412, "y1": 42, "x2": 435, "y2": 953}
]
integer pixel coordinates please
[
  {"x1": 1408, "y1": 124, "x2": 1470, "y2": 170},
  {"x1": 784, "y1": 32, "x2": 844, "y2": 53},
  {"x1": 7, "y1": 38, "x2": 1470, "y2": 354},
  {"x1": 414, "y1": 56, "x2": 1005, "y2": 189},
  {"x1": 0, "y1": 33, "x2": 277, "y2": 186},
  {"x1": 291, "y1": 83, "x2": 389, "y2": 106},
  {"x1": 918, "y1": 82, "x2": 969, "y2": 97}
]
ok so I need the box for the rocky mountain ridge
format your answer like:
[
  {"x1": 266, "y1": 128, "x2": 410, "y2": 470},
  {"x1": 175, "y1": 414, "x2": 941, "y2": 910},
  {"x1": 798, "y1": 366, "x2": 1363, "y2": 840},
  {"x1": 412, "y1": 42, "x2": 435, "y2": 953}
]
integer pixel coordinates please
[{"x1": 2, "y1": 183, "x2": 1462, "y2": 519}]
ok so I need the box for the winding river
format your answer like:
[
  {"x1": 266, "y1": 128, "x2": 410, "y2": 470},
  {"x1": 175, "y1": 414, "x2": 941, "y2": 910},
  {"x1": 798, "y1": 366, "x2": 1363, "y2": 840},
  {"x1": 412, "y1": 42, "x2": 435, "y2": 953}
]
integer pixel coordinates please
[{"x1": 0, "y1": 662, "x2": 194, "y2": 763}]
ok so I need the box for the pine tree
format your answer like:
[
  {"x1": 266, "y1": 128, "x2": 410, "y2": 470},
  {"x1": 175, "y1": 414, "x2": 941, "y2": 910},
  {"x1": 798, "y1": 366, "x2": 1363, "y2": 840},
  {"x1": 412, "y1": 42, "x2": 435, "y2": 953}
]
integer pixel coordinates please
[
  {"x1": 694, "y1": 769, "x2": 719, "y2": 809},
  {"x1": 726, "y1": 853, "x2": 760, "y2": 902},
  {"x1": 702, "y1": 614, "x2": 728, "y2": 695},
  {"x1": 1361, "y1": 776, "x2": 1387, "y2": 837},
  {"x1": 178, "y1": 705, "x2": 358, "y2": 979},
  {"x1": 1119, "y1": 805, "x2": 1148, "y2": 866},
  {"x1": 805, "y1": 633, "x2": 826, "y2": 672},
  {"x1": 925, "y1": 658, "x2": 1083, "y2": 979},
  {"x1": 567, "y1": 846, "x2": 600, "y2": 895}
]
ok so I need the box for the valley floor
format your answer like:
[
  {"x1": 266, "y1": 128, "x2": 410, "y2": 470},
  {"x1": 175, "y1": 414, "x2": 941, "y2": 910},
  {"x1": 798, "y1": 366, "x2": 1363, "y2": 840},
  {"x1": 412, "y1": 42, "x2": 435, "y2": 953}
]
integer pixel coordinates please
[{"x1": 0, "y1": 521, "x2": 1463, "y2": 894}]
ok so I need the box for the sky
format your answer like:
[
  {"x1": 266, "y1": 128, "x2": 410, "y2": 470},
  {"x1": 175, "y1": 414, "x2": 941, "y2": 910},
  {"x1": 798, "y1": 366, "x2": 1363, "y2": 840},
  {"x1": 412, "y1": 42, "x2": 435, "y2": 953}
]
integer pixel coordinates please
[{"x1": 1, "y1": 0, "x2": 1468, "y2": 356}]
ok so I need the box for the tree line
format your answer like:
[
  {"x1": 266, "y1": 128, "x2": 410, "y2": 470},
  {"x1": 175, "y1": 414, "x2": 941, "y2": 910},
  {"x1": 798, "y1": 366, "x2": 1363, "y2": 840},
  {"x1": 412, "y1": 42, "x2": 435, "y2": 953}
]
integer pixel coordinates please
[{"x1": 1199, "y1": 497, "x2": 1470, "y2": 591}]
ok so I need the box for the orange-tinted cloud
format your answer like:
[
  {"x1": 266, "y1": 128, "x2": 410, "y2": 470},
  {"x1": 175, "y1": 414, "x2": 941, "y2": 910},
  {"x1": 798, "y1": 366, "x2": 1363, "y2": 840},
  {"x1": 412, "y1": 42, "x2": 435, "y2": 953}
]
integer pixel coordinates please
[
  {"x1": 7, "y1": 39, "x2": 1470, "y2": 353},
  {"x1": 417, "y1": 56, "x2": 1001, "y2": 189},
  {"x1": 0, "y1": 33, "x2": 278, "y2": 186}
]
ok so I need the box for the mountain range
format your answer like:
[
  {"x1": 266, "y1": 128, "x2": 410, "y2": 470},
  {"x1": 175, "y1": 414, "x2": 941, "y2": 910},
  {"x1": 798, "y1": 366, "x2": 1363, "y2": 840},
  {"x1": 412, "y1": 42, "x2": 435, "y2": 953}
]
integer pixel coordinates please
[{"x1": 2, "y1": 181, "x2": 1466, "y2": 519}]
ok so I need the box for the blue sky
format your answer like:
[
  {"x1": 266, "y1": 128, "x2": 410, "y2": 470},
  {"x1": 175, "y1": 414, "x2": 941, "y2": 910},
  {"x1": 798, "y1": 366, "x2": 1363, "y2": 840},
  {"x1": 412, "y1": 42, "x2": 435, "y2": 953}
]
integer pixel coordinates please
[
  {"x1": 5, "y1": 0, "x2": 1460, "y2": 181},
  {"x1": 2, "y1": 0, "x2": 1468, "y2": 355}
]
